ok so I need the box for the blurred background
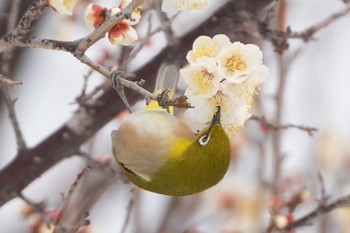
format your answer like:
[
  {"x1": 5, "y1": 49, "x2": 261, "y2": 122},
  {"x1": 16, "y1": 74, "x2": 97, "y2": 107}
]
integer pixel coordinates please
[{"x1": 1, "y1": 0, "x2": 350, "y2": 232}]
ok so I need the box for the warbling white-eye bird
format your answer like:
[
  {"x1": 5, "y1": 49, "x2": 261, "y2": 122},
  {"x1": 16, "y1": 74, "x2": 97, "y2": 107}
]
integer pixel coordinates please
[{"x1": 111, "y1": 63, "x2": 231, "y2": 196}]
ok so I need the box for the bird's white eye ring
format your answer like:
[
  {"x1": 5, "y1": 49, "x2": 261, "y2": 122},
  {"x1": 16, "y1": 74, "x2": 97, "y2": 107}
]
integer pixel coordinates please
[{"x1": 199, "y1": 134, "x2": 211, "y2": 146}]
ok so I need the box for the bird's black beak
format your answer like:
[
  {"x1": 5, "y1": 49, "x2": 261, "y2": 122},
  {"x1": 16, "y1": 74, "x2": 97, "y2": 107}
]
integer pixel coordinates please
[
  {"x1": 199, "y1": 107, "x2": 222, "y2": 146},
  {"x1": 211, "y1": 106, "x2": 221, "y2": 126},
  {"x1": 205, "y1": 107, "x2": 222, "y2": 135}
]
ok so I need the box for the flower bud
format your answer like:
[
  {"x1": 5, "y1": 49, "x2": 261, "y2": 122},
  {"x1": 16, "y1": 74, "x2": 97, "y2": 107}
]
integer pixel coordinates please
[{"x1": 84, "y1": 4, "x2": 107, "y2": 30}]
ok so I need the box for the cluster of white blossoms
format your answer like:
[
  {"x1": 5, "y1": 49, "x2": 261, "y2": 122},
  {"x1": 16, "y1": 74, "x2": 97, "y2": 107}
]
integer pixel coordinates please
[{"x1": 181, "y1": 34, "x2": 268, "y2": 137}]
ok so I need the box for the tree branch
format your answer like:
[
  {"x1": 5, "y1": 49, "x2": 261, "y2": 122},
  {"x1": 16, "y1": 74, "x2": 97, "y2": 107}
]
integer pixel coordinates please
[
  {"x1": 250, "y1": 115, "x2": 318, "y2": 136},
  {"x1": 288, "y1": 3, "x2": 350, "y2": 41},
  {"x1": 12, "y1": 0, "x2": 48, "y2": 36},
  {"x1": 257, "y1": 2, "x2": 350, "y2": 53},
  {"x1": 0, "y1": 0, "x2": 142, "y2": 54},
  {"x1": 0, "y1": 74, "x2": 23, "y2": 87},
  {"x1": 0, "y1": 90, "x2": 27, "y2": 151},
  {"x1": 120, "y1": 189, "x2": 137, "y2": 233},
  {"x1": 283, "y1": 194, "x2": 350, "y2": 232},
  {"x1": 54, "y1": 166, "x2": 92, "y2": 233},
  {"x1": 0, "y1": 0, "x2": 27, "y2": 152}
]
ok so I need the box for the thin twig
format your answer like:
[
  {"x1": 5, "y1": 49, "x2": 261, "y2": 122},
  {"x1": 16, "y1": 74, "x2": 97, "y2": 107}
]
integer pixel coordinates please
[
  {"x1": 119, "y1": 14, "x2": 154, "y2": 70},
  {"x1": 0, "y1": 36, "x2": 77, "y2": 52},
  {"x1": 75, "y1": 81, "x2": 110, "y2": 105},
  {"x1": 16, "y1": 192, "x2": 55, "y2": 226},
  {"x1": 0, "y1": 74, "x2": 23, "y2": 87},
  {"x1": 289, "y1": 3, "x2": 350, "y2": 41},
  {"x1": 270, "y1": 0, "x2": 287, "y2": 195},
  {"x1": 80, "y1": 69, "x2": 94, "y2": 97},
  {"x1": 317, "y1": 171, "x2": 329, "y2": 205},
  {"x1": 61, "y1": 166, "x2": 92, "y2": 207},
  {"x1": 120, "y1": 189, "x2": 137, "y2": 233},
  {"x1": 120, "y1": 10, "x2": 179, "y2": 69},
  {"x1": 54, "y1": 166, "x2": 92, "y2": 233},
  {"x1": 153, "y1": 0, "x2": 178, "y2": 46},
  {"x1": 76, "y1": 152, "x2": 120, "y2": 178},
  {"x1": 147, "y1": 12, "x2": 180, "y2": 41},
  {"x1": 78, "y1": 54, "x2": 156, "y2": 99},
  {"x1": 284, "y1": 194, "x2": 350, "y2": 232},
  {"x1": 256, "y1": 2, "x2": 350, "y2": 53},
  {"x1": 0, "y1": 0, "x2": 27, "y2": 152},
  {"x1": 0, "y1": 91, "x2": 27, "y2": 151},
  {"x1": 250, "y1": 115, "x2": 318, "y2": 136}
]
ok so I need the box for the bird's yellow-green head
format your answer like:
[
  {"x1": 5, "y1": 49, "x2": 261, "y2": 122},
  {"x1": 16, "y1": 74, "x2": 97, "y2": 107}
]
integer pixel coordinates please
[{"x1": 112, "y1": 108, "x2": 231, "y2": 196}]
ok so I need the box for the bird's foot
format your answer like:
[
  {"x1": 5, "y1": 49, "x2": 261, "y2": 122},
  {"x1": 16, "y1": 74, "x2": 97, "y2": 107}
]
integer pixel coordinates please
[{"x1": 111, "y1": 71, "x2": 132, "y2": 113}]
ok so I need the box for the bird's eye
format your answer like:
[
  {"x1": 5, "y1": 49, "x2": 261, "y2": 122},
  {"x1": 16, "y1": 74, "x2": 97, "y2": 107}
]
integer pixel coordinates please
[{"x1": 198, "y1": 134, "x2": 211, "y2": 146}]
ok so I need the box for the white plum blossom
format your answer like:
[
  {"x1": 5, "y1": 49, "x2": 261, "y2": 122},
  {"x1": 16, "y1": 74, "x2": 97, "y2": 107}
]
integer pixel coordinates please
[
  {"x1": 217, "y1": 42, "x2": 263, "y2": 83},
  {"x1": 181, "y1": 60, "x2": 221, "y2": 98},
  {"x1": 181, "y1": 35, "x2": 268, "y2": 137},
  {"x1": 192, "y1": 86, "x2": 236, "y2": 123},
  {"x1": 224, "y1": 65, "x2": 269, "y2": 108},
  {"x1": 186, "y1": 34, "x2": 231, "y2": 64},
  {"x1": 48, "y1": 0, "x2": 78, "y2": 15},
  {"x1": 162, "y1": 0, "x2": 209, "y2": 12},
  {"x1": 186, "y1": 85, "x2": 251, "y2": 137}
]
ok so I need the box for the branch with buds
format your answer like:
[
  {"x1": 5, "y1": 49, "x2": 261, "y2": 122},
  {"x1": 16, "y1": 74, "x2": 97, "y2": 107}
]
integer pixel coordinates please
[{"x1": 250, "y1": 115, "x2": 318, "y2": 136}]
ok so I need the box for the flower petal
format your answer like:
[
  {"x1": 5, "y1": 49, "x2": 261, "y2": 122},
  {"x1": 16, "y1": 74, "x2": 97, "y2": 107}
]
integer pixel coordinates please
[
  {"x1": 217, "y1": 42, "x2": 263, "y2": 83},
  {"x1": 108, "y1": 23, "x2": 138, "y2": 46},
  {"x1": 162, "y1": 0, "x2": 209, "y2": 12},
  {"x1": 48, "y1": 0, "x2": 78, "y2": 15},
  {"x1": 177, "y1": 0, "x2": 209, "y2": 10},
  {"x1": 111, "y1": 4, "x2": 141, "y2": 26},
  {"x1": 161, "y1": 0, "x2": 178, "y2": 12},
  {"x1": 184, "y1": 108, "x2": 210, "y2": 133},
  {"x1": 193, "y1": 101, "x2": 216, "y2": 123},
  {"x1": 186, "y1": 34, "x2": 230, "y2": 64},
  {"x1": 84, "y1": 4, "x2": 107, "y2": 30},
  {"x1": 181, "y1": 60, "x2": 222, "y2": 98}
]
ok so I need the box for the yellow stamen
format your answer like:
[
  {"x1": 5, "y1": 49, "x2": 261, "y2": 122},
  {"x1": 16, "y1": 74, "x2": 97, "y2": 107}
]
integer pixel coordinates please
[
  {"x1": 225, "y1": 54, "x2": 246, "y2": 73},
  {"x1": 210, "y1": 91, "x2": 225, "y2": 106},
  {"x1": 193, "y1": 42, "x2": 218, "y2": 60},
  {"x1": 225, "y1": 123, "x2": 242, "y2": 138},
  {"x1": 190, "y1": 2, "x2": 206, "y2": 9},
  {"x1": 196, "y1": 69, "x2": 214, "y2": 89},
  {"x1": 133, "y1": 6, "x2": 142, "y2": 15}
]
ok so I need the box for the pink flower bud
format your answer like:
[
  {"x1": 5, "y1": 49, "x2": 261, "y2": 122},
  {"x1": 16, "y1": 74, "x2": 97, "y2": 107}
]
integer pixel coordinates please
[
  {"x1": 84, "y1": 3, "x2": 108, "y2": 30},
  {"x1": 108, "y1": 23, "x2": 138, "y2": 46}
]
